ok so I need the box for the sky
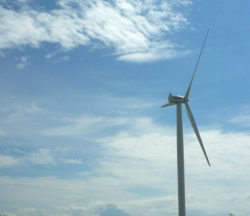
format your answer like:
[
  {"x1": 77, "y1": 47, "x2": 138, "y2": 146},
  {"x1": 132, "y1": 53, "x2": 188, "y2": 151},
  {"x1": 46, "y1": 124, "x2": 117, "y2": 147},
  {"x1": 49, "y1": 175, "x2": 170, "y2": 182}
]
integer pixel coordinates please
[{"x1": 0, "y1": 0, "x2": 250, "y2": 215}]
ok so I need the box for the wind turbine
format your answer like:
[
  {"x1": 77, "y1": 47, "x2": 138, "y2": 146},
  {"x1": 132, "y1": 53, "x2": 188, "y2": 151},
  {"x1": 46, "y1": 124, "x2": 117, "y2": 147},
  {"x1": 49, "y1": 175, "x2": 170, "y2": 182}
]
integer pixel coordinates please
[{"x1": 161, "y1": 29, "x2": 210, "y2": 216}]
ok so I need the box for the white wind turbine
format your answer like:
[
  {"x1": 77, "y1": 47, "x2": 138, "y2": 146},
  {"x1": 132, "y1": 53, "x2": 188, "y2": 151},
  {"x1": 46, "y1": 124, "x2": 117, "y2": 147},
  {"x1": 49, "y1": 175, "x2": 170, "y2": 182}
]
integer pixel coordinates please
[{"x1": 161, "y1": 29, "x2": 210, "y2": 216}]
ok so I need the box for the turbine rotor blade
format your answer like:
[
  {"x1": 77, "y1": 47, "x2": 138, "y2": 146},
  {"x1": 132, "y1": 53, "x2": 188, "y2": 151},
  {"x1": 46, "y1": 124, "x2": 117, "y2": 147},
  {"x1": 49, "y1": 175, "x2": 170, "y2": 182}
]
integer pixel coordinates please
[
  {"x1": 161, "y1": 103, "x2": 175, "y2": 108},
  {"x1": 185, "y1": 29, "x2": 209, "y2": 100},
  {"x1": 185, "y1": 102, "x2": 210, "y2": 166}
]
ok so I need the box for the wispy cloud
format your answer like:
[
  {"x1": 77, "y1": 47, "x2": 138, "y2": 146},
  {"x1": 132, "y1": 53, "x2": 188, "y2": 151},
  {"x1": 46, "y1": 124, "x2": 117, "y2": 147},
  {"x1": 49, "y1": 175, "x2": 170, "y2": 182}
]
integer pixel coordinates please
[
  {"x1": 62, "y1": 158, "x2": 82, "y2": 165},
  {"x1": 227, "y1": 104, "x2": 250, "y2": 128},
  {"x1": 40, "y1": 115, "x2": 128, "y2": 137},
  {"x1": 27, "y1": 149, "x2": 55, "y2": 165},
  {"x1": 1, "y1": 113, "x2": 250, "y2": 215},
  {"x1": 4, "y1": 102, "x2": 42, "y2": 123},
  {"x1": 1, "y1": 96, "x2": 250, "y2": 215},
  {"x1": 0, "y1": 96, "x2": 155, "y2": 137},
  {"x1": 16, "y1": 55, "x2": 29, "y2": 70},
  {"x1": 0, "y1": 130, "x2": 4, "y2": 136},
  {"x1": 229, "y1": 114, "x2": 250, "y2": 127},
  {"x1": 26, "y1": 148, "x2": 83, "y2": 166},
  {"x1": 0, "y1": 148, "x2": 83, "y2": 167},
  {"x1": 45, "y1": 52, "x2": 70, "y2": 62},
  {"x1": 0, "y1": 154, "x2": 18, "y2": 167},
  {"x1": 0, "y1": 0, "x2": 191, "y2": 62}
]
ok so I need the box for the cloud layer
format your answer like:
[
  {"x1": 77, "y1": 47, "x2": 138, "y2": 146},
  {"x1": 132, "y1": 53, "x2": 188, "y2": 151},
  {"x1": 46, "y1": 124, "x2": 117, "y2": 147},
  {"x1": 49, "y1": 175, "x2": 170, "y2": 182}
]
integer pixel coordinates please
[
  {"x1": 0, "y1": 0, "x2": 191, "y2": 62},
  {"x1": 1, "y1": 95, "x2": 250, "y2": 216},
  {"x1": 1, "y1": 107, "x2": 250, "y2": 215}
]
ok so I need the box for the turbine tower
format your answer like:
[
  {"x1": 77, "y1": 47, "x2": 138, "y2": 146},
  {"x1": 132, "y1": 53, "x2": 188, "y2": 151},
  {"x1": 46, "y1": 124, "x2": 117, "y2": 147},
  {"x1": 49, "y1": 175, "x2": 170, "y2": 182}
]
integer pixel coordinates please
[{"x1": 161, "y1": 29, "x2": 210, "y2": 216}]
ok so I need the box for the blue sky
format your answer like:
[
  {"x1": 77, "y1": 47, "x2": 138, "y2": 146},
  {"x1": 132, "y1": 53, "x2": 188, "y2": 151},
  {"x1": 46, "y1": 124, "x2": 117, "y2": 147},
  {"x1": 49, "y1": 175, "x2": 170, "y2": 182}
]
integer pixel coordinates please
[{"x1": 0, "y1": 0, "x2": 250, "y2": 215}]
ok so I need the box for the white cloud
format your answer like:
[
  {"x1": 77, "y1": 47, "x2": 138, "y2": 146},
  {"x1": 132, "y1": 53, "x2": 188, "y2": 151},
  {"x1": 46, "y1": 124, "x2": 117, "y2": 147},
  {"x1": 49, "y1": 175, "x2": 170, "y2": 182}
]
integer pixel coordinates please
[
  {"x1": 8, "y1": 148, "x2": 83, "y2": 166},
  {"x1": 4, "y1": 102, "x2": 42, "y2": 123},
  {"x1": 27, "y1": 148, "x2": 55, "y2": 165},
  {"x1": 45, "y1": 52, "x2": 55, "y2": 59},
  {"x1": 100, "y1": 120, "x2": 250, "y2": 182},
  {"x1": 45, "y1": 52, "x2": 70, "y2": 62},
  {"x1": 1, "y1": 97, "x2": 250, "y2": 215},
  {"x1": 1, "y1": 115, "x2": 248, "y2": 215},
  {"x1": 40, "y1": 115, "x2": 128, "y2": 137},
  {"x1": 62, "y1": 158, "x2": 82, "y2": 165},
  {"x1": 0, "y1": 0, "x2": 191, "y2": 62},
  {"x1": 2, "y1": 212, "x2": 17, "y2": 216},
  {"x1": 0, "y1": 95, "x2": 157, "y2": 138},
  {"x1": 117, "y1": 48, "x2": 190, "y2": 63},
  {"x1": 16, "y1": 55, "x2": 29, "y2": 70},
  {"x1": 0, "y1": 102, "x2": 47, "y2": 138},
  {"x1": 229, "y1": 113, "x2": 250, "y2": 127},
  {"x1": 0, "y1": 154, "x2": 18, "y2": 167},
  {"x1": 18, "y1": 103, "x2": 41, "y2": 114},
  {"x1": 93, "y1": 116, "x2": 250, "y2": 216},
  {"x1": 0, "y1": 202, "x2": 133, "y2": 216}
]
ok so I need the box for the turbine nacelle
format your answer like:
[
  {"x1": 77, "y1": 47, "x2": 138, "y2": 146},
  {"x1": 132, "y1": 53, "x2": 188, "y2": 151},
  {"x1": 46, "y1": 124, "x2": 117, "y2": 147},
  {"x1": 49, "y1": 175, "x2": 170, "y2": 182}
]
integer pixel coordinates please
[{"x1": 168, "y1": 94, "x2": 187, "y2": 104}]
